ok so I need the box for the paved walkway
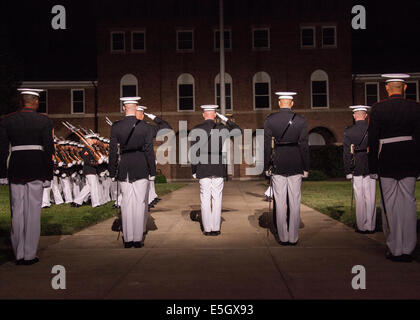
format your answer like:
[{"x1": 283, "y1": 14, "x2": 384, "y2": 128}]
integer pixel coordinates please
[{"x1": 0, "y1": 180, "x2": 419, "y2": 299}]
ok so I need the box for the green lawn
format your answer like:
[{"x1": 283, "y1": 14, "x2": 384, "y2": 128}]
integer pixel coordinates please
[
  {"x1": 301, "y1": 181, "x2": 420, "y2": 229},
  {"x1": 0, "y1": 183, "x2": 186, "y2": 264}
]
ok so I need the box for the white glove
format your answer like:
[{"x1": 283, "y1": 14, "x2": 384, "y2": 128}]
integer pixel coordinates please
[
  {"x1": 192, "y1": 173, "x2": 197, "y2": 179},
  {"x1": 216, "y1": 112, "x2": 228, "y2": 122},
  {"x1": 42, "y1": 180, "x2": 51, "y2": 188},
  {"x1": 346, "y1": 174, "x2": 353, "y2": 180},
  {"x1": 0, "y1": 178, "x2": 8, "y2": 185},
  {"x1": 149, "y1": 176, "x2": 155, "y2": 181},
  {"x1": 417, "y1": 175, "x2": 420, "y2": 181},
  {"x1": 370, "y1": 174, "x2": 378, "y2": 180},
  {"x1": 144, "y1": 113, "x2": 156, "y2": 120},
  {"x1": 111, "y1": 177, "x2": 116, "y2": 182},
  {"x1": 265, "y1": 171, "x2": 271, "y2": 177},
  {"x1": 303, "y1": 171, "x2": 309, "y2": 178}
]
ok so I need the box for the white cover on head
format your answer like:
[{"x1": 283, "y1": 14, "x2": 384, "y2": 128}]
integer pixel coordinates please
[
  {"x1": 18, "y1": 88, "x2": 44, "y2": 97},
  {"x1": 136, "y1": 105, "x2": 148, "y2": 111},
  {"x1": 120, "y1": 97, "x2": 141, "y2": 105},
  {"x1": 381, "y1": 73, "x2": 410, "y2": 83},
  {"x1": 275, "y1": 92, "x2": 297, "y2": 100},
  {"x1": 349, "y1": 105, "x2": 371, "y2": 112},
  {"x1": 200, "y1": 104, "x2": 219, "y2": 111}
]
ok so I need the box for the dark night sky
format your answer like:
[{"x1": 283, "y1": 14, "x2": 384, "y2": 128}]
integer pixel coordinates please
[{"x1": 2, "y1": 0, "x2": 420, "y2": 80}]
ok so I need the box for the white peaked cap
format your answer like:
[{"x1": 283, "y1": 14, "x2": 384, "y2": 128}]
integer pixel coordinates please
[
  {"x1": 200, "y1": 105, "x2": 219, "y2": 111},
  {"x1": 381, "y1": 74, "x2": 410, "y2": 83},
  {"x1": 120, "y1": 97, "x2": 141, "y2": 105},
  {"x1": 18, "y1": 88, "x2": 44, "y2": 97},
  {"x1": 136, "y1": 105, "x2": 148, "y2": 111},
  {"x1": 349, "y1": 105, "x2": 371, "y2": 112},
  {"x1": 275, "y1": 92, "x2": 297, "y2": 100}
]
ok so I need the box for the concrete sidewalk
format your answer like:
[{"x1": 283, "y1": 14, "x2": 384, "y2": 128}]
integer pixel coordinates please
[{"x1": 0, "y1": 180, "x2": 419, "y2": 299}]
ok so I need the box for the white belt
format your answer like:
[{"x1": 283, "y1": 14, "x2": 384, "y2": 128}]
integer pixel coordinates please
[
  {"x1": 11, "y1": 145, "x2": 44, "y2": 152},
  {"x1": 378, "y1": 136, "x2": 413, "y2": 156}
]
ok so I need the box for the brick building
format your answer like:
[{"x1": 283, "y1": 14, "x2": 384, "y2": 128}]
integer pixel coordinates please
[{"x1": 17, "y1": 0, "x2": 420, "y2": 180}]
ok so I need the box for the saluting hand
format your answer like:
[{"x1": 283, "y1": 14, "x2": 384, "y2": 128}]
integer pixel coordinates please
[
  {"x1": 216, "y1": 112, "x2": 228, "y2": 122},
  {"x1": 303, "y1": 171, "x2": 309, "y2": 178},
  {"x1": 144, "y1": 113, "x2": 156, "y2": 120}
]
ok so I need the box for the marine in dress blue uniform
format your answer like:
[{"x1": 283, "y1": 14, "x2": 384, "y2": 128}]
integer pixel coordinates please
[{"x1": 0, "y1": 88, "x2": 54, "y2": 265}]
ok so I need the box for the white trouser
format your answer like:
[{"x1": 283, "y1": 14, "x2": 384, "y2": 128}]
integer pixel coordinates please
[
  {"x1": 272, "y1": 174, "x2": 302, "y2": 243},
  {"x1": 199, "y1": 177, "x2": 224, "y2": 232},
  {"x1": 353, "y1": 175, "x2": 377, "y2": 231},
  {"x1": 380, "y1": 177, "x2": 417, "y2": 256},
  {"x1": 72, "y1": 176, "x2": 81, "y2": 199},
  {"x1": 42, "y1": 184, "x2": 52, "y2": 208},
  {"x1": 61, "y1": 177, "x2": 73, "y2": 203},
  {"x1": 148, "y1": 180, "x2": 158, "y2": 204},
  {"x1": 264, "y1": 186, "x2": 273, "y2": 198},
  {"x1": 120, "y1": 179, "x2": 149, "y2": 242},
  {"x1": 10, "y1": 180, "x2": 43, "y2": 260},
  {"x1": 101, "y1": 177, "x2": 112, "y2": 203},
  {"x1": 51, "y1": 176, "x2": 64, "y2": 205},
  {"x1": 73, "y1": 174, "x2": 101, "y2": 207},
  {"x1": 110, "y1": 180, "x2": 118, "y2": 201}
]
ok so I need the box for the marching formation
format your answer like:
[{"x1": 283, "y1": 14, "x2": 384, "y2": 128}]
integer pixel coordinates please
[{"x1": 0, "y1": 73, "x2": 418, "y2": 266}]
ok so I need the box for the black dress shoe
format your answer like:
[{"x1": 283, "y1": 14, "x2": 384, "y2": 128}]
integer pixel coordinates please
[
  {"x1": 124, "y1": 241, "x2": 134, "y2": 248},
  {"x1": 288, "y1": 241, "x2": 298, "y2": 246},
  {"x1": 133, "y1": 241, "x2": 144, "y2": 248},
  {"x1": 203, "y1": 232, "x2": 212, "y2": 236},
  {"x1": 278, "y1": 241, "x2": 289, "y2": 246},
  {"x1": 15, "y1": 259, "x2": 25, "y2": 265},
  {"x1": 71, "y1": 202, "x2": 81, "y2": 208},
  {"x1": 355, "y1": 229, "x2": 368, "y2": 234},
  {"x1": 24, "y1": 257, "x2": 39, "y2": 265},
  {"x1": 211, "y1": 231, "x2": 221, "y2": 236}
]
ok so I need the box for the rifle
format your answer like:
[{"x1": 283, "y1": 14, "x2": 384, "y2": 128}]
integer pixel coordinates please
[{"x1": 62, "y1": 121, "x2": 104, "y2": 164}]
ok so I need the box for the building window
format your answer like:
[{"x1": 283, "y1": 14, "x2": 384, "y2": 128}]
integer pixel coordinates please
[
  {"x1": 177, "y1": 73, "x2": 195, "y2": 111},
  {"x1": 214, "y1": 29, "x2": 231, "y2": 50},
  {"x1": 252, "y1": 28, "x2": 270, "y2": 50},
  {"x1": 311, "y1": 69, "x2": 329, "y2": 108},
  {"x1": 215, "y1": 73, "x2": 233, "y2": 110},
  {"x1": 38, "y1": 90, "x2": 48, "y2": 114},
  {"x1": 177, "y1": 30, "x2": 194, "y2": 51},
  {"x1": 120, "y1": 74, "x2": 138, "y2": 112},
  {"x1": 322, "y1": 26, "x2": 336, "y2": 47},
  {"x1": 405, "y1": 81, "x2": 418, "y2": 101},
  {"x1": 71, "y1": 89, "x2": 85, "y2": 114},
  {"x1": 111, "y1": 31, "x2": 125, "y2": 52},
  {"x1": 365, "y1": 83, "x2": 379, "y2": 105},
  {"x1": 301, "y1": 26, "x2": 315, "y2": 48},
  {"x1": 253, "y1": 71, "x2": 271, "y2": 109},
  {"x1": 132, "y1": 31, "x2": 145, "y2": 52}
]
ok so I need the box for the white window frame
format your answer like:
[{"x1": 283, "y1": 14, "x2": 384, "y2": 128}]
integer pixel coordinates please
[
  {"x1": 110, "y1": 31, "x2": 125, "y2": 53},
  {"x1": 71, "y1": 89, "x2": 85, "y2": 114},
  {"x1": 310, "y1": 69, "x2": 329, "y2": 109},
  {"x1": 252, "y1": 71, "x2": 271, "y2": 110},
  {"x1": 405, "y1": 80, "x2": 419, "y2": 101},
  {"x1": 176, "y1": 29, "x2": 194, "y2": 52},
  {"x1": 321, "y1": 26, "x2": 337, "y2": 48},
  {"x1": 365, "y1": 82, "x2": 379, "y2": 106},
  {"x1": 300, "y1": 26, "x2": 316, "y2": 49},
  {"x1": 214, "y1": 73, "x2": 233, "y2": 111},
  {"x1": 120, "y1": 74, "x2": 139, "y2": 113},
  {"x1": 252, "y1": 27, "x2": 270, "y2": 50},
  {"x1": 38, "y1": 89, "x2": 48, "y2": 114},
  {"x1": 177, "y1": 73, "x2": 195, "y2": 112},
  {"x1": 214, "y1": 28, "x2": 232, "y2": 51},
  {"x1": 131, "y1": 30, "x2": 146, "y2": 53}
]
